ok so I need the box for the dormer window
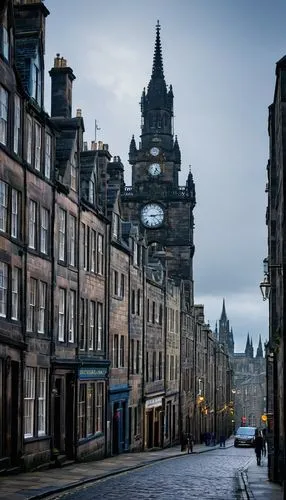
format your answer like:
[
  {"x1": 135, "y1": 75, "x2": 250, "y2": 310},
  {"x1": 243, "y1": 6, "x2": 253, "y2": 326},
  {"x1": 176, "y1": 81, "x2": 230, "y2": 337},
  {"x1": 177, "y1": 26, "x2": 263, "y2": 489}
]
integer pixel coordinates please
[
  {"x1": 70, "y1": 156, "x2": 76, "y2": 191},
  {"x1": 30, "y1": 51, "x2": 41, "y2": 105},
  {"x1": 112, "y1": 213, "x2": 120, "y2": 239},
  {"x1": 1, "y1": 9, "x2": 9, "y2": 61}
]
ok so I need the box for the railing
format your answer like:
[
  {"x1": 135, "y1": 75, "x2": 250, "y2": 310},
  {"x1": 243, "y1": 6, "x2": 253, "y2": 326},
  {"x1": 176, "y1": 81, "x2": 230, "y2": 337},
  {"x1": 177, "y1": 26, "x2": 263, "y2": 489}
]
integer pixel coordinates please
[{"x1": 122, "y1": 185, "x2": 192, "y2": 199}]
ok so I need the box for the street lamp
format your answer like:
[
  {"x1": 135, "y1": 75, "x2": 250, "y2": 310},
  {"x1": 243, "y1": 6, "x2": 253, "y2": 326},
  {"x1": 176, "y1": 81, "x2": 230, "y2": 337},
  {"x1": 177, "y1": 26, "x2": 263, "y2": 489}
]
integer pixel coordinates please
[{"x1": 259, "y1": 258, "x2": 282, "y2": 301}]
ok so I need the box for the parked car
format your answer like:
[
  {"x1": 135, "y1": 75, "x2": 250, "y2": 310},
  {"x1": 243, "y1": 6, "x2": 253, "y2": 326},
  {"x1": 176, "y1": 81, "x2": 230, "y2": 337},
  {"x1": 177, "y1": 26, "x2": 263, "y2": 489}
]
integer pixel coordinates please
[{"x1": 234, "y1": 426, "x2": 257, "y2": 447}]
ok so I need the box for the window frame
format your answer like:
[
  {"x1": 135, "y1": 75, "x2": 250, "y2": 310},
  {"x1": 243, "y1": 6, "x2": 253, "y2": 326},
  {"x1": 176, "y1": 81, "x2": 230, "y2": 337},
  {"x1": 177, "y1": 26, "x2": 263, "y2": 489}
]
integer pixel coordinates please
[
  {"x1": 58, "y1": 288, "x2": 66, "y2": 342},
  {"x1": 0, "y1": 261, "x2": 8, "y2": 318},
  {"x1": 0, "y1": 84, "x2": 8, "y2": 146}
]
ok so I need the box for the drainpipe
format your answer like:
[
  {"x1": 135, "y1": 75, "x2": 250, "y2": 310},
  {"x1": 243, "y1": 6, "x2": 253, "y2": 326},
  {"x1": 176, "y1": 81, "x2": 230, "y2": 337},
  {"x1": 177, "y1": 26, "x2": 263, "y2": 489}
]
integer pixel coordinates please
[
  {"x1": 49, "y1": 137, "x2": 56, "y2": 456},
  {"x1": 178, "y1": 283, "x2": 183, "y2": 448},
  {"x1": 141, "y1": 251, "x2": 146, "y2": 451},
  {"x1": 104, "y1": 220, "x2": 110, "y2": 457}
]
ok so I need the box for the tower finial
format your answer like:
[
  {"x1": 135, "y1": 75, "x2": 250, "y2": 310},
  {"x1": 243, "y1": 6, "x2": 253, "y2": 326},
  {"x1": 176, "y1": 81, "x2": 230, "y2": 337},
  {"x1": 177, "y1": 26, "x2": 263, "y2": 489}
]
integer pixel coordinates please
[{"x1": 152, "y1": 20, "x2": 164, "y2": 78}]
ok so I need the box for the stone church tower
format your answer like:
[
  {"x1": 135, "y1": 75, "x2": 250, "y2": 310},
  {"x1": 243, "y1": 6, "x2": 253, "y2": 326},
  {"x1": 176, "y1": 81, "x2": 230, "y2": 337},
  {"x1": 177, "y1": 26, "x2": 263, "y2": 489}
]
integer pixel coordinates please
[
  {"x1": 218, "y1": 299, "x2": 234, "y2": 355},
  {"x1": 121, "y1": 22, "x2": 196, "y2": 305}
]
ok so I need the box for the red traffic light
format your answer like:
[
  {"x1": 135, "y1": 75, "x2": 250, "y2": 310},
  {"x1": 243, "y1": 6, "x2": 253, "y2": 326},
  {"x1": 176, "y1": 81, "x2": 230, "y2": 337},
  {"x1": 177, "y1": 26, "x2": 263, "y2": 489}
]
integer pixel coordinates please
[{"x1": 241, "y1": 416, "x2": 246, "y2": 425}]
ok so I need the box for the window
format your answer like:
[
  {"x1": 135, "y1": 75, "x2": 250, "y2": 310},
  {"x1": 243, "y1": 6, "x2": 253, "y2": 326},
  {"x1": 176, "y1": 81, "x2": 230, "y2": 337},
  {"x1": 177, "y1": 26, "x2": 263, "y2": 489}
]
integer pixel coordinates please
[
  {"x1": 159, "y1": 352, "x2": 162, "y2": 380},
  {"x1": 146, "y1": 352, "x2": 149, "y2": 382},
  {"x1": 1, "y1": 10, "x2": 9, "y2": 60},
  {"x1": 14, "y1": 94, "x2": 21, "y2": 154},
  {"x1": 159, "y1": 304, "x2": 163, "y2": 325},
  {"x1": 133, "y1": 240, "x2": 138, "y2": 266},
  {"x1": 113, "y1": 270, "x2": 118, "y2": 296},
  {"x1": 83, "y1": 225, "x2": 89, "y2": 270},
  {"x1": 131, "y1": 290, "x2": 135, "y2": 315},
  {"x1": 89, "y1": 301, "x2": 95, "y2": 350},
  {"x1": 89, "y1": 178, "x2": 95, "y2": 204},
  {"x1": 90, "y1": 229, "x2": 96, "y2": 272},
  {"x1": 170, "y1": 355, "x2": 174, "y2": 380},
  {"x1": 136, "y1": 340, "x2": 140, "y2": 374},
  {"x1": 86, "y1": 383, "x2": 95, "y2": 436},
  {"x1": 0, "y1": 262, "x2": 8, "y2": 317},
  {"x1": 80, "y1": 298, "x2": 85, "y2": 350},
  {"x1": 97, "y1": 302, "x2": 103, "y2": 350},
  {"x1": 112, "y1": 213, "x2": 120, "y2": 239},
  {"x1": 38, "y1": 281, "x2": 47, "y2": 334},
  {"x1": 69, "y1": 290, "x2": 76, "y2": 343},
  {"x1": 34, "y1": 122, "x2": 41, "y2": 171},
  {"x1": 0, "y1": 85, "x2": 8, "y2": 146},
  {"x1": 152, "y1": 352, "x2": 156, "y2": 381},
  {"x1": 78, "y1": 384, "x2": 86, "y2": 439},
  {"x1": 11, "y1": 188, "x2": 20, "y2": 239},
  {"x1": 27, "y1": 278, "x2": 37, "y2": 331},
  {"x1": 97, "y1": 234, "x2": 104, "y2": 275},
  {"x1": 38, "y1": 368, "x2": 47, "y2": 436},
  {"x1": 152, "y1": 301, "x2": 156, "y2": 324},
  {"x1": 69, "y1": 215, "x2": 76, "y2": 266},
  {"x1": 113, "y1": 334, "x2": 119, "y2": 368},
  {"x1": 120, "y1": 274, "x2": 125, "y2": 299},
  {"x1": 137, "y1": 289, "x2": 140, "y2": 315},
  {"x1": 58, "y1": 208, "x2": 66, "y2": 261},
  {"x1": 24, "y1": 367, "x2": 36, "y2": 438},
  {"x1": 45, "y1": 133, "x2": 51, "y2": 179},
  {"x1": 70, "y1": 157, "x2": 76, "y2": 190},
  {"x1": 130, "y1": 339, "x2": 134, "y2": 374},
  {"x1": 58, "y1": 288, "x2": 66, "y2": 341},
  {"x1": 31, "y1": 62, "x2": 41, "y2": 105},
  {"x1": 11, "y1": 267, "x2": 20, "y2": 320},
  {"x1": 0, "y1": 180, "x2": 8, "y2": 232},
  {"x1": 26, "y1": 115, "x2": 32, "y2": 164},
  {"x1": 120, "y1": 335, "x2": 124, "y2": 367},
  {"x1": 40, "y1": 207, "x2": 49, "y2": 254},
  {"x1": 96, "y1": 382, "x2": 103, "y2": 432},
  {"x1": 147, "y1": 299, "x2": 150, "y2": 322},
  {"x1": 28, "y1": 200, "x2": 37, "y2": 249}
]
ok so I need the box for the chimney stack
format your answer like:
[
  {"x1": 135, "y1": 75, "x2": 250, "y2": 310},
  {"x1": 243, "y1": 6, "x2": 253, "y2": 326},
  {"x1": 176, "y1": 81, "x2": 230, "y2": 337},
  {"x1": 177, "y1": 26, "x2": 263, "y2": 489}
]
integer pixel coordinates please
[{"x1": 49, "y1": 53, "x2": 76, "y2": 118}]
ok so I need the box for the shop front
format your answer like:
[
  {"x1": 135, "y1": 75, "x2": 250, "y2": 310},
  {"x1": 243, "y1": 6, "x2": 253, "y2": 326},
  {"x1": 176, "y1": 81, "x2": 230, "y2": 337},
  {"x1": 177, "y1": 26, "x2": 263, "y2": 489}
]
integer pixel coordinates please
[
  {"x1": 109, "y1": 384, "x2": 130, "y2": 454},
  {"x1": 77, "y1": 363, "x2": 109, "y2": 461},
  {"x1": 144, "y1": 395, "x2": 164, "y2": 449}
]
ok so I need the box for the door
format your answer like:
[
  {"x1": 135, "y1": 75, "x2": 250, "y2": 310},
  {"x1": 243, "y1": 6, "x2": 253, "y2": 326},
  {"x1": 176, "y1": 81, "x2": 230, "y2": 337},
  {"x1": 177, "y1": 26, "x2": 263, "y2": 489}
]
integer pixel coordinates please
[
  {"x1": 112, "y1": 403, "x2": 120, "y2": 454},
  {"x1": 65, "y1": 374, "x2": 74, "y2": 458},
  {"x1": 147, "y1": 411, "x2": 153, "y2": 448},
  {"x1": 11, "y1": 361, "x2": 19, "y2": 463},
  {"x1": 54, "y1": 378, "x2": 62, "y2": 451}
]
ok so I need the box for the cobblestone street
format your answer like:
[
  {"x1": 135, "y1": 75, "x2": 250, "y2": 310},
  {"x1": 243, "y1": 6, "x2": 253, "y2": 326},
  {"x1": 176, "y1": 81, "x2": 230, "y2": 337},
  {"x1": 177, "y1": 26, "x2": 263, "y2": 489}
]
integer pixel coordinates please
[{"x1": 50, "y1": 447, "x2": 254, "y2": 500}]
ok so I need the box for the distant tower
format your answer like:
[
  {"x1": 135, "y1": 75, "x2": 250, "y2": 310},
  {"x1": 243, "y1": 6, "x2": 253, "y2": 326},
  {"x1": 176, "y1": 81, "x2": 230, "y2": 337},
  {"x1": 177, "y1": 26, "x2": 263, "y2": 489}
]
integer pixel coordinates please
[
  {"x1": 218, "y1": 298, "x2": 234, "y2": 355},
  {"x1": 245, "y1": 333, "x2": 253, "y2": 358},
  {"x1": 250, "y1": 337, "x2": 254, "y2": 358},
  {"x1": 256, "y1": 335, "x2": 263, "y2": 358}
]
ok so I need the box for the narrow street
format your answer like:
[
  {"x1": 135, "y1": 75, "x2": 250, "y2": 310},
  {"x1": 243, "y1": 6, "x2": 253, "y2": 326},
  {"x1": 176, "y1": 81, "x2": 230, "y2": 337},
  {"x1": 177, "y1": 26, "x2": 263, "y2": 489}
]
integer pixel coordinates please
[{"x1": 49, "y1": 447, "x2": 255, "y2": 500}]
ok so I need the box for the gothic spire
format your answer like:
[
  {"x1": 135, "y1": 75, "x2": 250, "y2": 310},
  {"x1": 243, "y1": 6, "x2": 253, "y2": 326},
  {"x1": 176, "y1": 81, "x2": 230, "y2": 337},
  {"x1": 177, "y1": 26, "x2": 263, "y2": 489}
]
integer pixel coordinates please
[
  {"x1": 245, "y1": 333, "x2": 250, "y2": 355},
  {"x1": 256, "y1": 335, "x2": 263, "y2": 358},
  {"x1": 151, "y1": 20, "x2": 164, "y2": 79},
  {"x1": 220, "y1": 298, "x2": 227, "y2": 321}
]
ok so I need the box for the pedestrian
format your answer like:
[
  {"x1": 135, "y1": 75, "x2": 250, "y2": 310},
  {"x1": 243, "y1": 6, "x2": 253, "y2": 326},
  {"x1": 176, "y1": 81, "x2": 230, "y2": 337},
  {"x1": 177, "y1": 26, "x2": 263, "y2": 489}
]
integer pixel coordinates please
[
  {"x1": 219, "y1": 434, "x2": 226, "y2": 447},
  {"x1": 211, "y1": 431, "x2": 216, "y2": 446},
  {"x1": 187, "y1": 433, "x2": 194, "y2": 454},
  {"x1": 254, "y1": 430, "x2": 264, "y2": 466}
]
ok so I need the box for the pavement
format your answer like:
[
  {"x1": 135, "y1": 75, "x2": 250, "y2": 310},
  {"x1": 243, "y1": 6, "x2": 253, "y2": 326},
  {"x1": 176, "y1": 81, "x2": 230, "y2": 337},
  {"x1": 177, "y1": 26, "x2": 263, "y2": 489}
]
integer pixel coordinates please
[{"x1": 0, "y1": 439, "x2": 283, "y2": 500}]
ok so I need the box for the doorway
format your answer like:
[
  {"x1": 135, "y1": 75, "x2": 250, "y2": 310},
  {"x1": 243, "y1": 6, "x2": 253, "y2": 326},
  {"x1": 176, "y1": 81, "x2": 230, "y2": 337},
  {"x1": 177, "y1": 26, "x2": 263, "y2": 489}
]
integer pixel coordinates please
[
  {"x1": 11, "y1": 362, "x2": 19, "y2": 464},
  {"x1": 112, "y1": 403, "x2": 120, "y2": 454},
  {"x1": 65, "y1": 374, "x2": 74, "y2": 458},
  {"x1": 147, "y1": 410, "x2": 153, "y2": 448},
  {"x1": 53, "y1": 378, "x2": 62, "y2": 451}
]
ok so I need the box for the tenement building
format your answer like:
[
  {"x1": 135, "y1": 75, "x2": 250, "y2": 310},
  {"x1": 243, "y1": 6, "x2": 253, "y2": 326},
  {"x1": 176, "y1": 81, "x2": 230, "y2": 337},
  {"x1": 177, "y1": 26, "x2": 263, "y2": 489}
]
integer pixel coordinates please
[
  {"x1": 0, "y1": 1, "x2": 233, "y2": 472},
  {"x1": 264, "y1": 54, "x2": 286, "y2": 487},
  {"x1": 216, "y1": 301, "x2": 266, "y2": 433}
]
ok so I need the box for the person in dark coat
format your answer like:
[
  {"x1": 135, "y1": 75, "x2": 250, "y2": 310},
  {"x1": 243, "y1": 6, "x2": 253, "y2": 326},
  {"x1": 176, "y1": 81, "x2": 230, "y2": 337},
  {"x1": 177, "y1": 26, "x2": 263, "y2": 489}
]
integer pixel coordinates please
[{"x1": 254, "y1": 431, "x2": 264, "y2": 465}]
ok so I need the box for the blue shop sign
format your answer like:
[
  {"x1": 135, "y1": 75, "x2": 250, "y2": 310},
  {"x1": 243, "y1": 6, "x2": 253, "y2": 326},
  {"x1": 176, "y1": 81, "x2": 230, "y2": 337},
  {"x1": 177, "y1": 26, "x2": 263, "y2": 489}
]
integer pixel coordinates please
[{"x1": 79, "y1": 367, "x2": 108, "y2": 380}]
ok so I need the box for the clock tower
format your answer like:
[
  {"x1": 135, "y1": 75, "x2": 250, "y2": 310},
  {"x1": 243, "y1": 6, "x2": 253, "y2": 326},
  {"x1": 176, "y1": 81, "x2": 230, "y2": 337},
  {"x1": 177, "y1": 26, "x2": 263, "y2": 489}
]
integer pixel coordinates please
[{"x1": 121, "y1": 21, "x2": 196, "y2": 292}]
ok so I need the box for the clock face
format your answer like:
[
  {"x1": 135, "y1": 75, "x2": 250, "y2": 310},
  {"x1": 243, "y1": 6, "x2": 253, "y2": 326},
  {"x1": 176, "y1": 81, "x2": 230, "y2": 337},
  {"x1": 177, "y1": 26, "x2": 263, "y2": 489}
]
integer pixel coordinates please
[
  {"x1": 141, "y1": 203, "x2": 164, "y2": 228},
  {"x1": 148, "y1": 163, "x2": 161, "y2": 176},
  {"x1": 150, "y1": 147, "x2": 160, "y2": 157}
]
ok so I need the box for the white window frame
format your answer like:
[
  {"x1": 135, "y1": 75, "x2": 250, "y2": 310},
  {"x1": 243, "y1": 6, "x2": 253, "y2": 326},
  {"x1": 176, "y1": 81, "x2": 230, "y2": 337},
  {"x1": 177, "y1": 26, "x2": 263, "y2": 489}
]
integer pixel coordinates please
[
  {"x1": 0, "y1": 85, "x2": 8, "y2": 146},
  {"x1": 69, "y1": 290, "x2": 76, "y2": 343},
  {"x1": 2, "y1": 14, "x2": 9, "y2": 60},
  {"x1": 97, "y1": 233, "x2": 104, "y2": 275},
  {"x1": 89, "y1": 301, "x2": 95, "y2": 351},
  {"x1": 97, "y1": 302, "x2": 103, "y2": 351},
  {"x1": 27, "y1": 278, "x2": 37, "y2": 332},
  {"x1": 38, "y1": 368, "x2": 47, "y2": 436},
  {"x1": 58, "y1": 208, "x2": 66, "y2": 261},
  {"x1": 58, "y1": 288, "x2": 65, "y2": 341},
  {"x1": 90, "y1": 229, "x2": 96, "y2": 272},
  {"x1": 11, "y1": 188, "x2": 19, "y2": 239},
  {"x1": 24, "y1": 367, "x2": 36, "y2": 438},
  {"x1": 34, "y1": 122, "x2": 41, "y2": 171},
  {"x1": 0, "y1": 180, "x2": 8, "y2": 233},
  {"x1": 45, "y1": 132, "x2": 51, "y2": 179},
  {"x1": 26, "y1": 115, "x2": 32, "y2": 164},
  {"x1": 70, "y1": 157, "x2": 76, "y2": 191},
  {"x1": 69, "y1": 215, "x2": 76, "y2": 266},
  {"x1": 96, "y1": 382, "x2": 103, "y2": 432},
  {"x1": 11, "y1": 267, "x2": 19, "y2": 320},
  {"x1": 38, "y1": 281, "x2": 47, "y2": 334},
  {"x1": 40, "y1": 207, "x2": 49, "y2": 254},
  {"x1": 13, "y1": 94, "x2": 21, "y2": 154},
  {"x1": 28, "y1": 200, "x2": 37, "y2": 249},
  {"x1": 0, "y1": 262, "x2": 8, "y2": 318}
]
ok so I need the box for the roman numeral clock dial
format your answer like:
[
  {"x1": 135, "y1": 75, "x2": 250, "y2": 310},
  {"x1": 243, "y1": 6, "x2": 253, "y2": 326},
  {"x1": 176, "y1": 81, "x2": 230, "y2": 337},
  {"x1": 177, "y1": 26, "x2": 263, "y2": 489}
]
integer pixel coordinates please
[{"x1": 141, "y1": 203, "x2": 164, "y2": 228}]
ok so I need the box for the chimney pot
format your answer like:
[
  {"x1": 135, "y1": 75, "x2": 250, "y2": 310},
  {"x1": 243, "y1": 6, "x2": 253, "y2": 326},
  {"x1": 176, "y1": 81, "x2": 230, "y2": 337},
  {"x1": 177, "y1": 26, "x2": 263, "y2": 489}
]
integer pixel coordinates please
[{"x1": 76, "y1": 108, "x2": 82, "y2": 117}]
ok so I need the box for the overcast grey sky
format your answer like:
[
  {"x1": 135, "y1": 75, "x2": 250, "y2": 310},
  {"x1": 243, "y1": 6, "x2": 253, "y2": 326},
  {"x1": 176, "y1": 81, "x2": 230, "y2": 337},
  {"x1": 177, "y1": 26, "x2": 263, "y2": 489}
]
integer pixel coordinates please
[{"x1": 44, "y1": 0, "x2": 285, "y2": 353}]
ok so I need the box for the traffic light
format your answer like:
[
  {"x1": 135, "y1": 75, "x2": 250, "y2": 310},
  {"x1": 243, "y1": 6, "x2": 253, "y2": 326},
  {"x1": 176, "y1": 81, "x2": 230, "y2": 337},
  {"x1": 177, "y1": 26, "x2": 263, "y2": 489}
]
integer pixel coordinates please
[{"x1": 241, "y1": 416, "x2": 246, "y2": 426}]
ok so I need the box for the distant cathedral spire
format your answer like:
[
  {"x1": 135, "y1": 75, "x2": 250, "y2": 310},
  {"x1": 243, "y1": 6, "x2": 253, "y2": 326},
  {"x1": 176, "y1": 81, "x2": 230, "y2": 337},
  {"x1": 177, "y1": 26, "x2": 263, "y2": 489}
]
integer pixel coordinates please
[
  {"x1": 151, "y1": 20, "x2": 164, "y2": 79},
  {"x1": 256, "y1": 335, "x2": 263, "y2": 358},
  {"x1": 220, "y1": 298, "x2": 227, "y2": 321},
  {"x1": 218, "y1": 298, "x2": 234, "y2": 355}
]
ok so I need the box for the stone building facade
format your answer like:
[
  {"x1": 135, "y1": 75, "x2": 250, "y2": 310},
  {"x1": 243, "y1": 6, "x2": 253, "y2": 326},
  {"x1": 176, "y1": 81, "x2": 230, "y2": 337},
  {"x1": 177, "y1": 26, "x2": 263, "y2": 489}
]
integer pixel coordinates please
[{"x1": 0, "y1": 1, "x2": 233, "y2": 472}]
